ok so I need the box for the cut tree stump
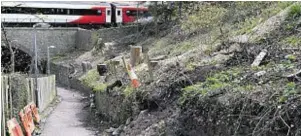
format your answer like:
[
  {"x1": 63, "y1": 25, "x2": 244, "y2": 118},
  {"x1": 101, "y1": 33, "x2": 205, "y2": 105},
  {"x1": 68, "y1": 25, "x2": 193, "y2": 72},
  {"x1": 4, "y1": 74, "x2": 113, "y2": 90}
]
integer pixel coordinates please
[
  {"x1": 130, "y1": 46, "x2": 142, "y2": 67},
  {"x1": 97, "y1": 64, "x2": 107, "y2": 76},
  {"x1": 82, "y1": 61, "x2": 92, "y2": 73},
  {"x1": 143, "y1": 52, "x2": 154, "y2": 81},
  {"x1": 251, "y1": 49, "x2": 267, "y2": 67}
]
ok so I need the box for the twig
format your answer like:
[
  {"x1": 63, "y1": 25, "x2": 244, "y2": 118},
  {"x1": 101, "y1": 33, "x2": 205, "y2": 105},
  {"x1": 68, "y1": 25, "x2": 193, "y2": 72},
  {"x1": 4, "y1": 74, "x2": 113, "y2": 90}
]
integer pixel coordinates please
[{"x1": 279, "y1": 116, "x2": 291, "y2": 136}]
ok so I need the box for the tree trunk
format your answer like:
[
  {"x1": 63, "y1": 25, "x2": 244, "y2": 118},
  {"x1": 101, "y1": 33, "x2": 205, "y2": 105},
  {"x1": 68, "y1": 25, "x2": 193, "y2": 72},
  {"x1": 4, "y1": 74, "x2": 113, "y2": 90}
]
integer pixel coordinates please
[
  {"x1": 1, "y1": 23, "x2": 15, "y2": 73},
  {"x1": 178, "y1": 2, "x2": 182, "y2": 20}
]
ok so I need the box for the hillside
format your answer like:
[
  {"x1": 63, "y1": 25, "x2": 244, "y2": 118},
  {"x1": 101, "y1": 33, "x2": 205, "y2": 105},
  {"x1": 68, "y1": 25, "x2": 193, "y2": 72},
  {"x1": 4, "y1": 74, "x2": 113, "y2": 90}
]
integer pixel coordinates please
[{"x1": 52, "y1": 2, "x2": 301, "y2": 136}]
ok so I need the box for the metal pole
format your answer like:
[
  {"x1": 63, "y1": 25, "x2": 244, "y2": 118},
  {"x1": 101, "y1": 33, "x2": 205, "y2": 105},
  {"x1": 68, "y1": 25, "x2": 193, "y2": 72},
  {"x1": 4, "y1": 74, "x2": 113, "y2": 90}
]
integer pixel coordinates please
[
  {"x1": 34, "y1": 27, "x2": 38, "y2": 77},
  {"x1": 47, "y1": 47, "x2": 50, "y2": 75},
  {"x1": 34, "y1": 26, "x2": 39, "y2": 108}
]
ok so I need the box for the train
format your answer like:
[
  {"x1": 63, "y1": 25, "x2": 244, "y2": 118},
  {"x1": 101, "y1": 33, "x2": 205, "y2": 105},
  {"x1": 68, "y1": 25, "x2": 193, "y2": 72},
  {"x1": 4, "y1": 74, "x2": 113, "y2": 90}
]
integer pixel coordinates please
[{"x1": 1, "y1": 1, "x2": 152, "y2": 27}]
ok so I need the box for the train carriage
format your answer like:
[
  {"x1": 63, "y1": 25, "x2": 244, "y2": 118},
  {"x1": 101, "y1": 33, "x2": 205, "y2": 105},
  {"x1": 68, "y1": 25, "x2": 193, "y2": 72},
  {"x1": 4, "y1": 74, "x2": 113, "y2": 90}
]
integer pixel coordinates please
[{"x1": 1, "y1": 1, "x2": 152, "y2": 27}]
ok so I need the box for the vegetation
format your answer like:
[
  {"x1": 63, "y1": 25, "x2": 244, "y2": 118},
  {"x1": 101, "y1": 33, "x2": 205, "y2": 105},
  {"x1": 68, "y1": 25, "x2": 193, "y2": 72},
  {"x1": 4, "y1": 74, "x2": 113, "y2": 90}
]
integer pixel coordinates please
[{"x1": 79, "y1": 68, "x2": 107, "y2": 92}]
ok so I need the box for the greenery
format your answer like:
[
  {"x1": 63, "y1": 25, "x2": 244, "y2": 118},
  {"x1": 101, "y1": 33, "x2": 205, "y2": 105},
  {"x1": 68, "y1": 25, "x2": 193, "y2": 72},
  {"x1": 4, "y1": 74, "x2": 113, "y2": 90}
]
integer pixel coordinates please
[
  {"x1": 279, "y1": 82, "x2": 297, "y2": 103},
  {"x1": 281, "y1": 35, "x2": 301, "y2": 47},
  {"x1": 79, "y1": 68, "x2": 107, "y2": 92},
  {"x1": 180, "y1": 67, "x2": 246, "y2": 104},
  {"x1": 288, "y1": 3, "x2": 301, "y2": 18},
  {"x1": 124, "y1": 85, "x2": 135, "y2": 98},
  {"x1": 181, "y1": 5, "x2": 227, "y2": 33}
]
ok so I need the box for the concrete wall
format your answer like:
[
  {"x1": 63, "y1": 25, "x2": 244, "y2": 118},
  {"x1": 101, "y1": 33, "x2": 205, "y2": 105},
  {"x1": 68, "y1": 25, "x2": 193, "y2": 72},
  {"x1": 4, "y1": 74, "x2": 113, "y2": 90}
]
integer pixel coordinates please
[
  {"x1": 50, "y1": 62, "x2": 70, "y2": 87},
  {"x1": 2, "y1": 26, "x2": 139, "y2": 59},
  {"x1": 93, "y1": 25, "x2": 137, "y2": 43},
  {"x1": 35, "y1": 75, "x2": 56, "y2": 112}
]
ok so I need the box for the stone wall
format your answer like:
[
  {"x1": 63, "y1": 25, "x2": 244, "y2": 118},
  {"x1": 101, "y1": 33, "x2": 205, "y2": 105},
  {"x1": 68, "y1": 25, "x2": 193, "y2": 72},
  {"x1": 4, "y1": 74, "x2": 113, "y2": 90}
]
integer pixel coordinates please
[
  {"x1": 93, "y1": 25, "x2": 137, "y2": 43},
  {"x1": 2, "y1": 27, "x2": 79, "y2": 58}
]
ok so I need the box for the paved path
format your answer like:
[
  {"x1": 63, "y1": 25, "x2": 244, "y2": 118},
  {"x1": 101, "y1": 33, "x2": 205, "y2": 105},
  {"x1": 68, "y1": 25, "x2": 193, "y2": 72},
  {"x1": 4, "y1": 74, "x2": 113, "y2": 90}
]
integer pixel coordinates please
[{"x1": 41, "y1": 87, "x2": 94, "y2": 136}]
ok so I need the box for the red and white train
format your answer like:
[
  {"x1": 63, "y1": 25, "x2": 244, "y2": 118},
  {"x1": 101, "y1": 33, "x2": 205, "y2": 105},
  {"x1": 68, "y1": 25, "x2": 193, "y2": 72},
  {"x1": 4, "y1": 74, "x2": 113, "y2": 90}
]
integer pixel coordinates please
[{"x1": 1, "y1": 1, "x2": 152, "y2": 27}]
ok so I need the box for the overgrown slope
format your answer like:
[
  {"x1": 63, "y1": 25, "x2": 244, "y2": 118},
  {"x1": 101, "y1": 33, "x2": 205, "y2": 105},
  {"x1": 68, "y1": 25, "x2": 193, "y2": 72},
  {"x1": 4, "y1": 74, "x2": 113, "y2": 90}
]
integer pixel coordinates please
[{"x1": 72, "y1": 2, "x2": 301, "y2": 136}]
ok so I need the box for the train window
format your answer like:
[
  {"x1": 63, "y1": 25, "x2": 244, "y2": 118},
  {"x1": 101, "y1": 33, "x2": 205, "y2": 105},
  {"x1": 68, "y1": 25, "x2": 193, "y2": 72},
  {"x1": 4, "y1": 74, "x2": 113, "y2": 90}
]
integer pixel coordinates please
[
  {"x1": 117, "y1": 10, "x2": 121, "y2": 16},
  {"x1": 2, "y1": 7, "x2": 103, "y2": 16},
  {"x1": 97, "y1": 10, "x2": 102, "y2": 15},
  {"x1": 107, "y1": 10, "x2": 111, "y2": 16}
]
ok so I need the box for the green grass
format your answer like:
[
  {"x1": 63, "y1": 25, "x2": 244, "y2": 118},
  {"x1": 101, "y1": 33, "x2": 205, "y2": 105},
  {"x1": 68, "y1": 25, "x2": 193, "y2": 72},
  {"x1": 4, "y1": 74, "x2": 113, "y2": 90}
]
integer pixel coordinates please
[
  {"x1": 180, "y1": 67, "x2": 246, "y2": 105},
  {"x1": 123, "y1": 85, "x2": 135, "y2": 98},
  {"x1": 289, "y1": 3, "x2": 301, "y2": 18},
  {"x1": 234, "y1": 2, "x2": 293, "y2": 35},
  {"x1": 281, "y1": 35, "x2": 301, "y2": 47},
  {"x1": 79, "y1": 68, "x2": 107, "y2": 92}
]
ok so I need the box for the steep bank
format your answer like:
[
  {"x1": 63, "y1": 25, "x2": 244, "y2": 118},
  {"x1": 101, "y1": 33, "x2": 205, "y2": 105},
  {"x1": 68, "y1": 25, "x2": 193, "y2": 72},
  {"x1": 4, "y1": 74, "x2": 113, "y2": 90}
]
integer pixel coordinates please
[{"x1": 51, "y1": 2, "x2": 301, "y2": 136}]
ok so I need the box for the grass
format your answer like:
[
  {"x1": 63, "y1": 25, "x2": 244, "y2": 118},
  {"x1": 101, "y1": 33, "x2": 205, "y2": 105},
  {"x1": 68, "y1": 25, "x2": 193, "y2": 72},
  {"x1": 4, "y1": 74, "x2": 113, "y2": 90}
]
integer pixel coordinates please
[
  {"x1": 79, "y1": 68, "x2": 107, "y2": 92},
  {"x1": 180, "y1": 67, "x2": 246, "y2": 105},
  {"x1": 289, "y1": 3, "x2": 301, "y2": 18},
  {"x1": 234, "y1": 2, "x2": 294, "y2": 35},
  {"x1": 123, "y1": 85, "x2": 135, "y2": 98},
  {"x1": 281, "y1": 35, "x2": 301, "y2": 47}
]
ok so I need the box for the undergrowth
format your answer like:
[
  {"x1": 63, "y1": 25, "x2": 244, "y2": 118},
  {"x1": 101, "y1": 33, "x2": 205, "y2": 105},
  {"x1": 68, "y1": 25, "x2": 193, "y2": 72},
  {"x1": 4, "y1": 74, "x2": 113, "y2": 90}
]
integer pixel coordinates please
[{"x1": 79, "y1": 68, "x2": 107, "y2": 92}]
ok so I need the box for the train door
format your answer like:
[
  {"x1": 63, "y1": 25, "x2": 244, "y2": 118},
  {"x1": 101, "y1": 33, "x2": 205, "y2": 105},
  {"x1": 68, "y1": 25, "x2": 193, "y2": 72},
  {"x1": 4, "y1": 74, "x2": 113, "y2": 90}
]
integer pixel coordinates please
[
  {"x1": 106, "y1": 8, "x2": 111, "y2": 23},
  {"x1": 115, "y1": 8, "x2": 122, "y2": 24}
]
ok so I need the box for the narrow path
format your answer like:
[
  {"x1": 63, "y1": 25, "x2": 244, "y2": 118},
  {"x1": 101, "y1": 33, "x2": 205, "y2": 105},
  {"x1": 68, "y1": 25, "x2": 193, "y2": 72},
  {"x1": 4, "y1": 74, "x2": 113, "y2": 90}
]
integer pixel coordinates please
[{"x1": 41, "y1": 87, "x2": 94, "y2": 136}]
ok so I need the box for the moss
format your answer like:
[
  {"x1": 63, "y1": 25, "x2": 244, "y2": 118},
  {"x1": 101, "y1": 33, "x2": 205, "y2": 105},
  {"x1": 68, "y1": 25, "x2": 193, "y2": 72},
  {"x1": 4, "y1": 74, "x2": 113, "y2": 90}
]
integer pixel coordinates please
[
  {"x1": 79, "y1": 68, "x2": 107, "y2": 92},
  {"x1": 93, "y1": 83, "x2": 107, "y2": 92},
  {"x1": 80, "y1": 68, "x2": 99, "y2": 88}
]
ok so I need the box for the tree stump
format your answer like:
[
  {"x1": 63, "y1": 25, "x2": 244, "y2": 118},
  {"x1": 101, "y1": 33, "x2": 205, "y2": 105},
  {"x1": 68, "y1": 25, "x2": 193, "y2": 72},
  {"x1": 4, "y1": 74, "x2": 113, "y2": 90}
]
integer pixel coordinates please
[
  {"x1": 130, "y1": 46, "x2": 142, "y2": 67},
  {"x1": 82, "y1": 61, "x2": 92, "y2": 73},
  {"x1": 97, "y1": 64, "x2": 107, "y2": 76}
]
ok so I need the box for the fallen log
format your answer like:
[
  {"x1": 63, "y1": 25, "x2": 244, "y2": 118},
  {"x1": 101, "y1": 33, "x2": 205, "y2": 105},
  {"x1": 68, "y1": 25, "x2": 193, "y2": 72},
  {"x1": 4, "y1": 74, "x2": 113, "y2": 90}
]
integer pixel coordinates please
[
  {"x1": 150, "y1": 55, "x2": 167, "y2": 61},
  {"x1": 251, "y1": 49, "x2": 267, "y2": 67},
  {"x1": 285, "y1": 70, "x2": 301, "y2": 82}
]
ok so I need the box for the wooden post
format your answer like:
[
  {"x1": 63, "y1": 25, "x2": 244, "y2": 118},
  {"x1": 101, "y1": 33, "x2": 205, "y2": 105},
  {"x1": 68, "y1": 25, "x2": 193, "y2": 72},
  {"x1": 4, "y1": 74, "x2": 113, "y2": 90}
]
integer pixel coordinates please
[
  {"x1": 1, "y1": 76, "x2": 6, "y2": 136},
  {"x1": 9, "y1": 76, "x2": 13, "y2": 118},
  {"x1": 122, "y1": 56, "x2": 128, "y2": 72},
  {"x1": 143, "y1": 49, "x2": 154, "y2": 81},
  {"x1": 82, "y1": 61, "x2": 92, "y2": 73},
  {"x1": 130, "y1": 46, "x2": 142, "y2": 67}
]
